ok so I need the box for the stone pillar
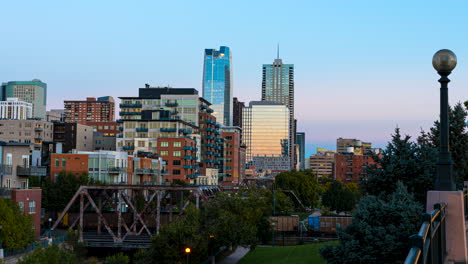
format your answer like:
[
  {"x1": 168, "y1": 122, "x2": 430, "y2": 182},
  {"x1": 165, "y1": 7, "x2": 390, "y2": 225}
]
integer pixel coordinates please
[{"x1": 427, "y1": 191, "x2": 467, "y2": 263}]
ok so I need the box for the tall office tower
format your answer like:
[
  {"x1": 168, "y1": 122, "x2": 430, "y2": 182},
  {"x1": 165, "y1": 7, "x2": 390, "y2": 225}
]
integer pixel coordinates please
[
  {"x1": 232, "y1": 97, "x2": 245, "y2": 128},
  {"x1": 202, "y1": 46, "x2": 233, "y2": 126},
  {"x1": 242, "y1": 101, "x2": 290, "y2": 170},
  {"x1": 336, "y1": 138, "x2": 372, "y2": 155},
  {"x1": 0, "y1": 98, "x2": 33, "y2": 120},
  {"x1": 1, "y1": 80, "x2": 47, "y2": 119},
  {"x1": 64, "y1": 96, "x2": 115, "y2": 123},
  {"x1": 261, "y1": 55, "x2": 295, "y2": 168},
  {"x1": 296, "y1": 132, "x2": 305, "y2": 170}
]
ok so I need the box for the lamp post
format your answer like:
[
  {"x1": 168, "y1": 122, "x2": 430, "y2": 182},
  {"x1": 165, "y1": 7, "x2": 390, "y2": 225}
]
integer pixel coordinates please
[
  {"x1": 0, "y1": 225, "x2": 3, "y2": 260},
  {"x1": 185, "y1": 247, "x2": 191, "y2": 264},
  {"x1": 432, "y1": 49, "x2": 457, "y2": 191}
]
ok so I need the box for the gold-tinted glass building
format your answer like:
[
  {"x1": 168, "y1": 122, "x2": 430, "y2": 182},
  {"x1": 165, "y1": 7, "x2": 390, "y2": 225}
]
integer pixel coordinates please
[{"x1": 242, "y1": 101, "x2": 290, "y2": 167}]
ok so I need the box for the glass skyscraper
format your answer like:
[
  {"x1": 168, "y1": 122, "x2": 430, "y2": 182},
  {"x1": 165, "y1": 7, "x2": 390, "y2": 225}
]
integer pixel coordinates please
[
  {"x1": 242, "y1": 101, "x2": 290, "y2": 168},
  {"x1": 202, "y1": 46, "x2": 233, "y2": 126},
  {"x1": 261, "y1": 57, "x2": 295, "y2": 168}
]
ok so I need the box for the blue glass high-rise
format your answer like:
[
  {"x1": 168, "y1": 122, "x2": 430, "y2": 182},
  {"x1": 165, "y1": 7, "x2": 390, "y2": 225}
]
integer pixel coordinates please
[{"x1": 202, "y1": 46, "x2": 233, "y2": 126}]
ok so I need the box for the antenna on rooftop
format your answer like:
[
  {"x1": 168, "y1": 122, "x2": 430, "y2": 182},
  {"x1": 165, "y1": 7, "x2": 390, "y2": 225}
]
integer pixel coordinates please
[{"x1": 277, "y1": 43, "x2": 280, "y2": 59}]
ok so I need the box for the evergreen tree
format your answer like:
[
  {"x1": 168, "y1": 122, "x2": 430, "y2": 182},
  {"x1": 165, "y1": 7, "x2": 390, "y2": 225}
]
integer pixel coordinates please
[
  {"x1": 320, "y1": 183, "x2": 422, "y2": 263},
  {"x1": 361, "y1": 128, "x2": 437, "y2": 204},
  {"x1": 429, "y1": 102, "x2": 468, "y2": 182}
]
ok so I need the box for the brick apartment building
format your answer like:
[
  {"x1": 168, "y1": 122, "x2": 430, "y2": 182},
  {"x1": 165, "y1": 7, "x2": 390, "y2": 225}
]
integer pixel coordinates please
[
  {"x1": 334, "y1": 152, "x2": 377, "y2": 183},
  {"x1": 219, "y1": 126, "x2": 245, "y2": 187},
  {"x1": 64, "y1": 96, "x2": 115, "y2": 123},
  {"x1": 52, "y1": 122, "x2": 94, "y2": 153},
  {"x1": 11, "y1": 188, "x2": 42, "y2": 238},
  {"x1": 157, "y1": 137, "x2": 197, "y2": 183}
]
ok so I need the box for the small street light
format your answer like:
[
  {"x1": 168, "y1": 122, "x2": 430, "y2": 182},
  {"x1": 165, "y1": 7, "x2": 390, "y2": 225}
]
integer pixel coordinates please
[
  {"x1": 432, "y1": 49, "x2": 457, "y2": 191},
  {"x1": 185, "y1": 247, "x2": 191, "y2": 264},
  {"x1": 0, "y1": 225, "x2": 3, "y2": 260}
]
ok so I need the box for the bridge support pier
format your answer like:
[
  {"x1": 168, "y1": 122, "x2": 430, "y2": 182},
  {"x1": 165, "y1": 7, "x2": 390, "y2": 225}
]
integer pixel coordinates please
[{"x1": 427, "y1": 191, "x2": 467, "y2": 264}]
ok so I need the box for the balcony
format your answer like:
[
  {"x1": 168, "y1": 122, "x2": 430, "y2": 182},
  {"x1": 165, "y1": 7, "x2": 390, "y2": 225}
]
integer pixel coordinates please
[
  {"x1": 0, "y1": 164, "x2": 12, "y2": 175},
  {"x1": 215, "y1": 123, "x2": 221, "y2": 128},
  {"x1": 119, "y1": 111, "x2": 141, "y2": 115},
  {"x1": 183, "y1": 146, "x2": 195, "y2": 151},
  {"x1": 117, "y1": 134, "x2": 123, "y2": 138},
  {"x1": 165, "y1": 102, "x2": 179, "y2": 107},
  {"x1": 179, "y1": 128, "x2": 192, "y2": 134},
  {"x1": 170, "y1": 110, "x2": 179, "y2": 115},
  {"x1": 183, "y1": 165, "x2": 193, "y2": 169},
  {"x1": 214, "y1": 130, "x2": 220, "y2": 135},
  {"x1": 122, "y1": 146, "x2": 135, "y2": 150},
  {"x1": 205, "y1": 151, "x2": 214, "y2": 156},
  {"x1": 108, "y1": 167, "x2": 125, "y2": 173},
  {"x1": 34, "y1": 134, "x2": 43, "y2": 139},
  {"x1": 205, "y1": 120, "x2": 215, "y2": 125},
  {"x1": 204, "y1": 159, "x2": 214, "y2": 163},
  {"x1": 119, "y1": 127, "x2": 124, "y2": 131},
  {"x1": 207, "y1": 108, "x2": 214, "y2": 113},
  {"x1": 119, "y1": 103, "x2": 142, "y2": 108},
  {"x1": 160, "y1": 128, "x2": 177, "y2": 132},
  {"x1": 136, "y1": 127, "x2": 148, "y2": 132},
  {"x1": 205, "y1": 128, "x2": 215, "y2": 133},
  {"x1": 183, "y1": 156, "x2": 193, "y2": 160},
  {"x1": 206, "y1": 135, "x2": 214, "y2": 140},
  {"x1": 205, "y1": 143, "x2": 215, "y2": 148},
  {"x1": 16, "y1": 166, "x2": 47, "y2": 177},
  {"x1": 135, "y1": 168, "x2": 151, "y2": 174},
  {"x1": 200, "y1": 104, "x2": 208, "y2": 110},
  {"x1": 116, "y1": 119, "x2": 123, "y2": 123},
  {"x1": 34, "y1": 127, "x2": 43, "y2": 132},
  {"x1": 187, "y1": 173, "x2": 199, "y2": 179}
]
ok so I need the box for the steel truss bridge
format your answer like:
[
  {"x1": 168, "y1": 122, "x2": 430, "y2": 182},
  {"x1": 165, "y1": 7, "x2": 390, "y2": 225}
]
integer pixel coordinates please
[{"x1": 51, "y1": 185, "x2": 219, "y2": 248}]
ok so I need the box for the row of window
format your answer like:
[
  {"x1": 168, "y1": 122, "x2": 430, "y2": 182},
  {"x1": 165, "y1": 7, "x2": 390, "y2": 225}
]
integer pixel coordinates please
[
  {"x1": 160, "y1": 141, "x2": 182, "y2": 147},
  {"x1": 160, "y1": 151, "x2": 181, "y2": 156},
  {"x1": 18, "y1": 200, "x2": 36, "y2": 214}
]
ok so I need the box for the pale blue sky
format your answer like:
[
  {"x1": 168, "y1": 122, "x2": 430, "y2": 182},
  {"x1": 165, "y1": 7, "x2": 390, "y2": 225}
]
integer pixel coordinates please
[{"x1": 1, "y1": 0, "x2": 467, "y2": 157}]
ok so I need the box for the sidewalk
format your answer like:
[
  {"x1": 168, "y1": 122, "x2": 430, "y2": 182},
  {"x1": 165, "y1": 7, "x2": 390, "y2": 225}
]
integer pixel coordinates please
[{"x1": 218, "y1": 247, "x2": 250, "y2": 264}]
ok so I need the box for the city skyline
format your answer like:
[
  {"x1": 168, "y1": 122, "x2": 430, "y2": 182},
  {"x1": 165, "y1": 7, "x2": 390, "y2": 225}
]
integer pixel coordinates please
[{"x1": 1, "y1": 0, "x2": 467, "y2": 157}]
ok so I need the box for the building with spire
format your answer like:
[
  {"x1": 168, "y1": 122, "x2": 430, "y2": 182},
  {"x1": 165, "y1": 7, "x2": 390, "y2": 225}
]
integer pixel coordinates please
[
  {"x1": 202, "y1": 46, "x2": 233, "y2": 126},
  {"x1": 261, "y1": 48, "x2": 295, "y2": 168}
]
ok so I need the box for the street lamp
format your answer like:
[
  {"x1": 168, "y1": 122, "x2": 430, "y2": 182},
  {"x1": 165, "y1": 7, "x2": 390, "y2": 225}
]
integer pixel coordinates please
[
  {"x1": 185, "y1": 247, "x2": 191, "y2": 264},
  {"x1": 432, "y1": 49, "x2": 457, "y2": 191},
  {"x1": 0, "y1": 225, "x2": 3, "y2": 260}
]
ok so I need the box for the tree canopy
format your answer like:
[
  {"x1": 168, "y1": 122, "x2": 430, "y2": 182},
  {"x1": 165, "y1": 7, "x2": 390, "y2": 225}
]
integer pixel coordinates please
[
  {"x1": 41, "y1": 171, "x2": 90, "y2": 212},
  {"x1": 0, "y1": 198, "x2": 34, "y2": 249},
  {"x1": 17, "y1": 244, "x2": 78, "y2": 264},
  {"x1": 320, "y1": 183, "x2": 422, "y2": 263},
  {"x1": 274, "y1": 170, "x2": 322, "y2": 208},
  {"x1": 322, "y1": 180, "x2": 360, "y2": 213}
]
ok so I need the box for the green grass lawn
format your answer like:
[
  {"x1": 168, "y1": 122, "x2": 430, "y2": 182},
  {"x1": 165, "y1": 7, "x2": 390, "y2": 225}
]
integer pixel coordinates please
[{"x1": 238, "y1": 241, "x2": 337, "y2": 264}]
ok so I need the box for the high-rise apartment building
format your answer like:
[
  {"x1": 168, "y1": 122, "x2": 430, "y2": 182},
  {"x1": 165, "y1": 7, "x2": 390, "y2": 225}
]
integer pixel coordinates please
[
  {"x1": 117, "y1": 85, "x2": 223, "y2": 184},
  {"x1": 202, "y1": 46, "x2": 233, "y2": 126},
  {"x1": 219, "y1": 126, "x2": 242, "y2": 187},
  {"x1": 261, "y1": 57, "x2": 295, "y2": 168},
  {"x1": 46, "y1": 109, "x2": 65, "y2": 122},
  {"x1": 52, "y1": 122, "x2": 94, "y2": 153},
  {"x1": 64, "y1": 96, "x2": 115, "y2": 123},
  {"x1": 0, "y1": 98, "x2": 33, "y2": 120},
  {"x1": 336, "y1": 138, "x2": 372, "y2": 155},
  {"x1": 1, "y1": 80, "x2": 47, "y2": 119},
  {"x1": 0, "y1": 120, "x2": 53, "y2": 149},
  {"x1": 335, "y1": 152, "x2": 377, "y2": 183},
  {"x1": 242, "y1": 101, "x2": 290, "y2": 170},
  {"x1": 296, "y1": 132, "x2": 306, "y2": 170}
]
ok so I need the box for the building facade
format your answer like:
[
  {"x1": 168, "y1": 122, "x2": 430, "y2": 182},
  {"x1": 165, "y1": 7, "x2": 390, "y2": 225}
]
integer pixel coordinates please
[
  {"x1": 219, "y1": 126, "x2": 242, "y2": 187},
  {"x1": 64, "y1": 96, "x2": 115, "y2": 123},
  {"x1": 296, "y1": 132, "x2": 305, "y2": 170},
  {"x1": 334, "y1": 152, "x2": 377, "y2": 183},
  {"x1": 46, "y1": 109, "x2": 65, "y2": 122},
  {"x1": 336, "y1": 138, "x2": 372, "y2": 155},
  {"x1": 202, "y1": 46, "x2": 233, "y2": 126},
  {"x1": 0, "y1": 98, "x2": 33, "y2": 120},
  {"x1": 52, "y1": 122, "x2": 94, "y2": 153},
  {"x1": 309, "y1": 150, "x2": 335, "y2": 178},
  {"x1": 157, "y1": 137, "x2": 197, "y2": 183},
  {"x1": 232, "y1": 97, "x2": 245, "y2": 128},
  {"x1": 242, "y1": 101, "x2": 290, "y2": 170},
  {"x1": 261, "y1": 58, "x2": 295, "y2": 168},
  {"x1": 1, "y1": 80, "x2": 47, "y2": 119},
  {"x1": 0, "y1": 120, "x2": 53, "y2": 149}
]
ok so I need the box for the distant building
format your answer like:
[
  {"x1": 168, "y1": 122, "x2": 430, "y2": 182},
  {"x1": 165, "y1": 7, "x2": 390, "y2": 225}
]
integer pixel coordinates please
[
  {"x1": 52, "y1": 122, "x2": 94, "y2": 153},
  {"x1": 11, "y1": 189, "x2": 42, "y2": 238},
  {"x1": 296, "y1": 132, "x2": 305, "y2": 170},
  {"x1": 0, "y1": 98, "x2": 33, "y2": 120},
  {"x1": 252, "y1": 156, "x2": 291, "y2": 173},
  {"x1": 1, "y1": 80, "x2": 47, "y2": 119},
  {"x1": 156, "y1": 137, "x2": 197, "y2": 183},
  {"x1": 262, "y1": 57, "x2": 295, "y2": 168},
  {"x1": 220, "y1": 126, "x2": 242, "y2": 187},
  {"x1": 242, "y1": 101, "x2": 290, "y2": 169},
  {"x1": 336, "y1": 138, "x2": 372, "y2": 155},
  {"x1": 85, "y1": 121, "x2": 121, "y2": 136},
  {"x1": 0, "y1": 120, "x2": 53, "y2": 150},
  {"x1": 93, "y1": 132, "x2": 116, "y2": 151},
  {"x1": 202, "y1": 46, "x2": 233, "y2": 126},
  {"x1": 46, "y1": 109, "x2": 65, "y2": 122},
  {"x1": 232, "y1": 97, "x2": 245, "y2": 128},
  {"x1": 64, "y1": 96, "x2": 115, "y2": 123},
  {"x1": 309, "y1": 150, "x2": 335, "y2": 178},
  {"x1": 335, "y1": 152, "x2": 377, "y2": 183}
]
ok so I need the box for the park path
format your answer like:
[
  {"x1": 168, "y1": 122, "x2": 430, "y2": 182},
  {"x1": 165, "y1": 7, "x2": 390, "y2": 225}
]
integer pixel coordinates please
[{"x1": 217, "y1": 246, "x2": 250, "y2": 264}]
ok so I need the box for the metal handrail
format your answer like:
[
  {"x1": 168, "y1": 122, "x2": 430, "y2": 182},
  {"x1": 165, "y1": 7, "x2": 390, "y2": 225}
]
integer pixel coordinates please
[{"x1": 404, "y1": 203, "x2": 447, "y2": 264}]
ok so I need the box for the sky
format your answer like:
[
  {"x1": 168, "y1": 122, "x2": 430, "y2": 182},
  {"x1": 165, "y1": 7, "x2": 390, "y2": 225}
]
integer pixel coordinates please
[{"x1": 1, "y1": 0, "x2": 467, "y2": 157}]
